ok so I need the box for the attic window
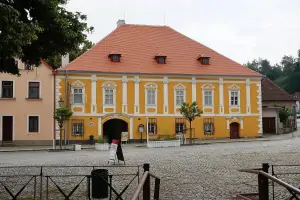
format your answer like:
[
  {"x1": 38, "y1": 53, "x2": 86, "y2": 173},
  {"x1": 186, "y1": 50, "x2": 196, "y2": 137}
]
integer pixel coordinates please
[
  {"x1": 198, "y1": 56, "x2": 210, "y2": 65},
  {"x1": 154, "y1": 56, "x2": 166, "y2": 64},
  {"x1": 108, "y1": 53, "x2": 121, "y2": 62}
]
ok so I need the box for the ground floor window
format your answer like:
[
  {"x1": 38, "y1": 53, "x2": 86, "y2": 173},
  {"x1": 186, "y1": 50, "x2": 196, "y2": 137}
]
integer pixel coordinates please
[
  {"x1": 175, "y1": 118, "x2": 186, "y2": 134},
  {"x1": 148, "y1": 118, "x2": 157, "y2": 135},
  {"x1": 28, "y1": 116, "x2": 39, "y2": 133},
  {"x1": 203, "y1": 118, "x2": 214, "y2": 135},
  {"x1": 72, "y1": 119, "x2": 84, "y2": 136}
]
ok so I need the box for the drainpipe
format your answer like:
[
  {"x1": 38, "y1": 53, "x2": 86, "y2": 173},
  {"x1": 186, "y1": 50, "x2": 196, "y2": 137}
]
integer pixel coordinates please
[
  {"x1": 53, "y1": 70, "x2": 57, "y2": 150},
  {"x1": 65, "y1": 70, "x2": 69, "y2": 145}
]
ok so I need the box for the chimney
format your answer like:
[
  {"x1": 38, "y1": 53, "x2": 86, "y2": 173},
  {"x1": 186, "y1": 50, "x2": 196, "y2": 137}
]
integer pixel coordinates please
[
  {"x1": 117, "y1": 19, "x2": 125, "y2": 27},
  {"x1": 61, "y1": 53, "x2": 69, "y2": 67}
]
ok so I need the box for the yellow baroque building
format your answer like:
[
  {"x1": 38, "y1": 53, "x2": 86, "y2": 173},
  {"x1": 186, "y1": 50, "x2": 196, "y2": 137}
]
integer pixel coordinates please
[{"x1": 55, "y1": 20, "x2": 262, "y2": 143}]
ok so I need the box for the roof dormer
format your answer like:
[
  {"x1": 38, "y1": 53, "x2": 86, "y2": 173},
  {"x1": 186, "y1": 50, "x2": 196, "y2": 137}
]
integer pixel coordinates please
[
  {"x1": 198, "y1": 55, "x2": 210, "y2": 65},
  {"x1": 108, "y1": 53, "x2": 121, "y2": 62},
  {"x1": 154, "y1": 55, "x2": 167, "y2": 64}
]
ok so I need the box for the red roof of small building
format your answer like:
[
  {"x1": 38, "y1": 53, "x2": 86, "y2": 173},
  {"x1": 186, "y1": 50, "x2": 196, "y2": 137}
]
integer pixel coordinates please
[
  {"x1": 60, "y1": 23, "x2": 261, "y2": 77},
  {"x1": 262, "y1": 77, "x2": 296, "y2": 101}
]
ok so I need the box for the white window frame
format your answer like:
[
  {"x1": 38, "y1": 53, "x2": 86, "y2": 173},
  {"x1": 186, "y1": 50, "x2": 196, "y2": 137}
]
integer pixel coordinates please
[
  {"x1": 228, "y1": 84, "x2": 241, "y2": 113},
  {"x1": 71, "y1": 80, "x2": 85, "y2": 113},
  {"x1": 27, "y1": 115, "x2": 40, "y2": 134},
  {"x1": 102, "y1": 81, "x2": 117, "y2": 113},
  {"x1": 0, "y1": 80, "x2": 16, "y2": 99},
  {"x1": 27, "y1": 80, "x2": 42, "y2": 99},
  {"x1": 174, "y1": 84, "x2": 186, "y2": 113},
  {"x1": 201, "y1": 84, "x2": 214, "y2": 114},
  {"x1": 145, "y1": 83, "x2": 158, "y2": 114}
]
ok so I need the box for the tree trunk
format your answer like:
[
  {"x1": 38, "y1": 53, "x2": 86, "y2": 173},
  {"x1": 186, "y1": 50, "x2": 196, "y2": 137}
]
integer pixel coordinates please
[
  {"x1": 189, "y1": 120, "x2": 192, "y2": 144},
  {"x1": 59, "y1": 127, "x2": 62, "y2": 150}
]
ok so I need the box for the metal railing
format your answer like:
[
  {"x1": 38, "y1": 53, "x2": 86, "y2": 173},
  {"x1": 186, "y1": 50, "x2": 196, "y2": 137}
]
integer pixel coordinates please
[
  {"x1": 0, "y1": 164, "x2": 142, "y2": 200},
  {"x1": 239, "y1": 163, "x2": 300, "y2": 200},
  {"x1": 131, "y1": 163, "x2": 161, "y2": 200}
]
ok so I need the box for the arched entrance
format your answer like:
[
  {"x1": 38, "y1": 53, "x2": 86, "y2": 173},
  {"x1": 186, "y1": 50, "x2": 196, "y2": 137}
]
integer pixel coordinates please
[
  {"x1": 103, "y1": 119, "x2": 128, "y2": 143},
  {"x1": 230, "y1": 122, "x2": 240, "y2": 139}
]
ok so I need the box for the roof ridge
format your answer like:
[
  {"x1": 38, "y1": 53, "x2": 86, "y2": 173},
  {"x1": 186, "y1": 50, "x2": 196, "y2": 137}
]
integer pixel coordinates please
[{"x1": 263, "y1": 77, "x2": 296, "y2": 100}]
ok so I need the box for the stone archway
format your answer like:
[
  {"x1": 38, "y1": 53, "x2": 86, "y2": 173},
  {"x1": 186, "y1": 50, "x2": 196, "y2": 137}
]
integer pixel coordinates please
[{"x1": 103, "y1": 119, "x2": 128, "y2": 143}]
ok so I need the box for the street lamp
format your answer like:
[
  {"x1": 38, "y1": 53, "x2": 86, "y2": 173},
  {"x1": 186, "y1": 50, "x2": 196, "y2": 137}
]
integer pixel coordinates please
[{"x1": 58, "y1": 98, "x2": 64, "y2": 107}]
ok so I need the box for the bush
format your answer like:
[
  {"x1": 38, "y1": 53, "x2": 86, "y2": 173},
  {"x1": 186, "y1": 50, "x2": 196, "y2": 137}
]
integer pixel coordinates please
[{"x1": 279, "y1": 107, "x2": 291, "y2": 124}]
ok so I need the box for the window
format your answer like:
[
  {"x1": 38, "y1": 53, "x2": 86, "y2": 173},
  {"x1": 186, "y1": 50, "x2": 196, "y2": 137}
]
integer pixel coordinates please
[
  {"x1": 1, "y1": 81, "x2": 13, "y2": 98},
  {"x1": 230, "y1": 91, "x2": 239, "y2": 106},
  {"x1": 72, "y1": 119, "x2": 84, "y2": 136},
  {"x1": 175, "y1": 118, "x2": 186, "y2": 134},
  {"x1": 176, "y1": 90, "x2": 184, "y2": 106},
  {"x1": 28, "y1": 116, "x2": 39, "y2": 133},
  {"x1": 147, "y1": 90, "x2": 156, "y2": 105},
  {"x1": 198, "y1": 56, "x2": 210, "y2": 65},
  {"x1": 154, "y1": 56, "x2": 166, "y2": 64},
  {"x1": 25, "y1": 65, "x2": 33, "y2": 70},
  {"x1": 108, "y1": 54, "x2": 121, "y2": 62},
  {"x1": 148, "y1": 118, "x2": 157, "y2": 135},
  {"x1": 104, "y1": 89, "x2": 114, "y2": 105},
  {"x1": 28, "y1": 82, "x2": 40, "y2": 99},
  {"x1": 203, "y1": 118, "x2": 214, "y2": 135},
  {"x1": 204, "y1": 91, "x2": 212, "y2": 106},
  {"x1": 73, "y1": 88, "x2": 83, "y2": 104}
]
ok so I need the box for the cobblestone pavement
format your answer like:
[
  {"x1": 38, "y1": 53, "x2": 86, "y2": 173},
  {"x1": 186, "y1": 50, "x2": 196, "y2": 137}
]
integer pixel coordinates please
[{"x1": 1, "y1": 137, "x2": 300, "y2": 199}]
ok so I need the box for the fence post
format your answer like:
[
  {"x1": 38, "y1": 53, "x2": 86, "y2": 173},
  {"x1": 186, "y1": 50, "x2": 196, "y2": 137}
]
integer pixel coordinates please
[
  {"x1": 143, "y1": 163, "x2": 150, "y2": 200},
  {"x1": 258, "y1": 163, "x2": 269, "y2": 200}
]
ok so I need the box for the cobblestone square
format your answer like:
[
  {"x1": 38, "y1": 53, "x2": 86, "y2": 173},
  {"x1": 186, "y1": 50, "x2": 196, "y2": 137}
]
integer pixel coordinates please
[{"x1": 1, "y1": 137, "x2": 300, "y2": 199}]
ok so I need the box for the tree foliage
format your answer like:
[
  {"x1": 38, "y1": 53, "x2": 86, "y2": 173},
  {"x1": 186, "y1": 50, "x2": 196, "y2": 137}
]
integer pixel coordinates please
[
  {"x1": 53, "y1": 107, "x2": 73, "y2": 128},
  {"x1": 0, "y1": 0, "x2": 93, "y2": 75},
  {"x1": 278, "y1": 107, "x2": 291, "y2": 124},
  {"x1": 245, "y1": 49, "x2": 300, "y2": 94},
  {"x1": 180, "y1": 101, "x2": 203, "y2": 128}
]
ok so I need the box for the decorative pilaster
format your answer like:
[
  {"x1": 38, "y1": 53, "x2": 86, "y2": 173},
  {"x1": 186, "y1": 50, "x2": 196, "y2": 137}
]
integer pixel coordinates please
[
  {"x1": 98, "y1": 117, "x2": 102, "y2": 136},
  {"x1": 130, "y1": 117, "x2": 133, "y2": 139},
  {"x1": 91, "y1": 75, "x2": 97, "y2": 114},
  {"x1": 257, "y1": 83, "x2": 263, "y2": 136},
  {"x1": 163, "y1": 76, "x2": 168, "y2": 114},
  {"x1": 246, "y1": 78, "x2": 251, "y2": 114},
  {"x1": 122, "y1": 76, "x2": 128, "y2": 113},
  {"x1": 134, "y1": 76, "x2": 140, "y2": 114},
  {"x1": 219, "y1": 77, "x2": 224, "y2": 114},
  {"x1": 192, "y1": 77, "x2": 196, "y2": 102}
]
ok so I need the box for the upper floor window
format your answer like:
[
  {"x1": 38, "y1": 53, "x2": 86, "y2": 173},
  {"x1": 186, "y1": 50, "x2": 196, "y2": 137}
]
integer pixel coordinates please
[
  {"x1": 145, "y1": 83, "x2": 157, "y2": 106},
  {"x1": 204, "y1": 91, "x2": 212, "y2": 106},
  {"x1": 174, "y1": 84, "x2": 186, "y2": 107},
  {"x1": 73, "y1": 88, "x2": 83, "y2": 104},
  {"x1": 230, "y1": 91, "x2": 239, "y2": 106},
  {"x1": 1, "y1": 81, "x2": 13, "y2": 98},
  {"x1": 102, "y1": 82, "x2": 116, "y2": 106},
  {"x1": 28, "y1": 116, "x2": 39, "y2": 133},
  {"x1": 28, "y1": 82, "x2": 40, "y2": 99},
  {"x1": 104, "y1": 89, "x2": 114, "y2": 105}
]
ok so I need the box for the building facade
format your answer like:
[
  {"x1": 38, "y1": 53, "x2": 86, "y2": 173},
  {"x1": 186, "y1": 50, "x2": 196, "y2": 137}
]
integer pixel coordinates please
[
  {"x1": 0, "y1": 60, "x2": 55, "y2": 145},
  {"x1": 56, "y1": 20, "x2": 262, "y2": 143}
]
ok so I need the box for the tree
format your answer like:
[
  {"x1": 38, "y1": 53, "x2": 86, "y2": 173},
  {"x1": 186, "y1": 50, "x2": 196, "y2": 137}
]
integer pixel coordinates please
[
  {"x1": 0, "y1": 0, "x2": 93, "y2": 75},
  {"x1": 278, "y1": 106, "x2": 291, "y2": 126},
  {"x1": 53, "y1": 107, "x2": 73, "y2": 149},
  {"x1": 180, "y1": 101, "x2": 203, "y2": 144}
]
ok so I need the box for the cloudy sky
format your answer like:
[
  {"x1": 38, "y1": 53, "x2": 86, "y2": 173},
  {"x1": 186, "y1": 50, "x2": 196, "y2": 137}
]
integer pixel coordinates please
[{"x1": 66, "y1": 0, "x2": 300, "y2": 65}]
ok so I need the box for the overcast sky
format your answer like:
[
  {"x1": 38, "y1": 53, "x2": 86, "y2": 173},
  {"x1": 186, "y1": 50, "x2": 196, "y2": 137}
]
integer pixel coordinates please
[{"x1": 66, "y1": 0, "x2": 300, "y2": 65}]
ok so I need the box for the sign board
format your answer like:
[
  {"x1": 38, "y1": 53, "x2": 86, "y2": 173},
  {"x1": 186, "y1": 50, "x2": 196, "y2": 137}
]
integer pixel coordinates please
[
  {"x1": 55, "y1": 129, "x2": 60, "y2": 140},
  {"x1": 88, "y1": 122, "x2": 94, "y2": 126},
  {"x1": 121, "y1": 132, "x2": 128, "y2": 142},
  {"x1": 108, "y1": 139, "x2": 118, "y2": 163}
]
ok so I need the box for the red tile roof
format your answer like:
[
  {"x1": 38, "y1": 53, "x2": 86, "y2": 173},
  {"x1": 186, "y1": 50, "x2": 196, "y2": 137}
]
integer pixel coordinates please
[
  {"x1": 60, "y1": 24, "x2": 261, "y2": 77},
  {"x1": 262, "y1": 77, "x2": 296, "y2": 101}
]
